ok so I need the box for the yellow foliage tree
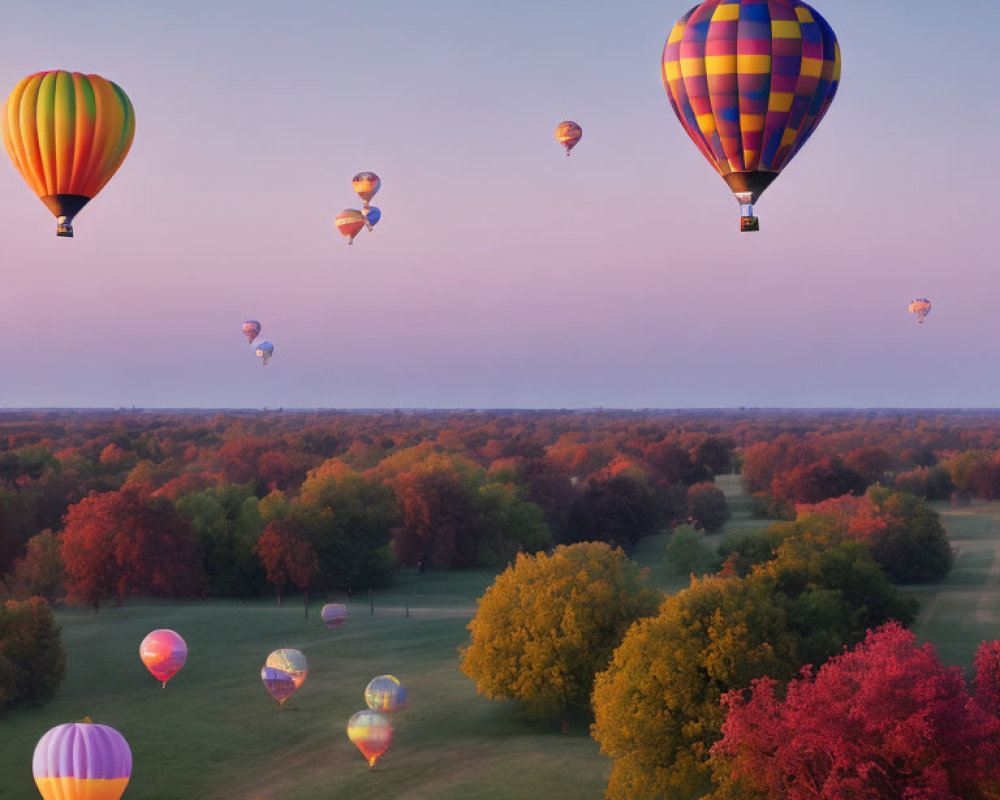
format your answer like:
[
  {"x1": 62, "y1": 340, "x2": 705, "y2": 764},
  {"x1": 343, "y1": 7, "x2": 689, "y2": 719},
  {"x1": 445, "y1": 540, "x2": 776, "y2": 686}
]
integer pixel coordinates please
[{"x1": 460, "y1": 542, "x2": 659, "y2": 727}]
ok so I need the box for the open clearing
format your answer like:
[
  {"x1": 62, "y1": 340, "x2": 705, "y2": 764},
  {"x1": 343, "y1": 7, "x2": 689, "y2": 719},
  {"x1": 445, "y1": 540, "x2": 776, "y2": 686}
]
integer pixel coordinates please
[{"x1": 1, "y1": 481, "x2": 998, "y2": 799}]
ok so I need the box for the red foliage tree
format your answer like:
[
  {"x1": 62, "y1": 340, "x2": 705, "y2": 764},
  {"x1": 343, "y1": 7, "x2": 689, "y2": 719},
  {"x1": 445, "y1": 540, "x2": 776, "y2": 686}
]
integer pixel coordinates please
[
  {"x1": 61, "y1": 486, "x2": 206, "y2": 612},
  {"x1": 713, "y1": 622, "x2": 1000, "y2": 800},
  {"x1": 974, "y1": 639, "x2": 1000, "y2": 716},
  {"x1": 253, "y1": 519, "x2": 317, "y2": 614}
]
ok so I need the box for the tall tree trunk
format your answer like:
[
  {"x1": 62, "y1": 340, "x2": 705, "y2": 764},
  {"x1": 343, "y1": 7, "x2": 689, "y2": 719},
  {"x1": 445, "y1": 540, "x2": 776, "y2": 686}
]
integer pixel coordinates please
[{"x1": 303, "y1": 588, "x2": 309, "y2": 618}]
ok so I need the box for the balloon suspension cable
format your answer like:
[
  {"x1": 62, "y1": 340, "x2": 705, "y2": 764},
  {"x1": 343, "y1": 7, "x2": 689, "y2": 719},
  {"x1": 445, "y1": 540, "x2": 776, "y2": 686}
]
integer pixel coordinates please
[{"x1": 56, "y1": 216, "x2": 73, "y2": 237}]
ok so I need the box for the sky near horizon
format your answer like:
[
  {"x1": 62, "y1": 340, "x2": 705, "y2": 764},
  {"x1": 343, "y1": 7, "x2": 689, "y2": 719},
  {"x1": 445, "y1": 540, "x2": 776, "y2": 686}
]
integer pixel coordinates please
[{"x1": 0, "y1": 0, "x2": 996, "y2": 409}]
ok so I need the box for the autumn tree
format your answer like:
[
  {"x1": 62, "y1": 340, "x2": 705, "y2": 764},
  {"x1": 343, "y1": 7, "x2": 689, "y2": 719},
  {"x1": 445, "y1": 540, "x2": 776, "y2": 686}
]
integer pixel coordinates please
[
  {"x1": 712, "y1": 623, "x2": 1000, "y2": 800},
  {"x1": 61, "y1": 486, "x2": 206, "y2": 612},
  {"x1": 392, "y1": 454, "x2": 485, "y2": 568},
  {"x1": 686, "y1": 482, "x2": 731, "y2": 532},
  {"x1": 591, "y1": 537, "x2": 917, "y2": 800},
  {"x1": 564, "y1": 473, "x2": 658, "y2": 549},
  {"x1": 461, "y1": 542, "x2": 658, "y2": 728},
  {"x1": 591, "y1": 576, "x2": 800, "y2": 800},
  {"x1": 0, "y1": 597, "x2": 66, "y2": 711},
  {"x1": 2, "y1": 530, "x2": 65, "y2": 602},
  {"x1": 254, "y1": 518, "x2": 318, "y2": 614}
]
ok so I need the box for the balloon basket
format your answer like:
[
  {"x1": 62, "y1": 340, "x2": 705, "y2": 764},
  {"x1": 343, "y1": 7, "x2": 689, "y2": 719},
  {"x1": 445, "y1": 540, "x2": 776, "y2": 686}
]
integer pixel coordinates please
[
  {"x1": 56, "y1": 220, "x2": 74, "y2": 237},
  {"x1": 740, "y1": 216, "x2": 759, "y2": 233}
]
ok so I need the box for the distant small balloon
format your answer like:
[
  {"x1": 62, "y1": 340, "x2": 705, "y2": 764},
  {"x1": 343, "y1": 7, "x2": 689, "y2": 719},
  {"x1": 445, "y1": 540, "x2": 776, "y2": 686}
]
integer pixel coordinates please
[
  {"x1": 347, "y1": 710, "x2": 393, "y2": 768},
  {"x1": 352, "y1": 172, "x2": 381, "y2": 207},
  {"x1": 254, "y1": 341, "x2": 274, "y2": 365},
  {"x1": 554, "y1": 121, "x2": 582, "y2": 156},
  {"x1": 139, "y1": 629, "x2": 187, "y2": 688},
  {"x1": 335, "y1": 210, "x2": 366, "y2": 245},
  {"x1": 34, "y1": 722, "x2": 132, "y2": 800},
  {"x1": 365, "y1": 674, "x2": 407, "y2": 712},
  {"x1": 321, "y1": 603, "x2": 347, "y2": 629},
  {"x1": 362, "y1": 205, "x2": 381, "y2": 232},
  {"x1": 242, "y1": 319, "x2": 261, "y2": 345},
  {"x1": 262, "y1": 649, "x2": 307, "y2": 705},
  {"x1": 909, "y1": 298, "x2": 932, "y2": 324}
]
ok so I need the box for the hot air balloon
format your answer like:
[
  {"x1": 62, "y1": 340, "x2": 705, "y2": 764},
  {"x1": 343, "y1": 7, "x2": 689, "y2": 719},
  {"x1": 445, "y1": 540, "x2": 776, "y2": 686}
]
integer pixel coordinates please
[
  {"x1": 254, "y1": 341, "x2": 274, "y2": 365},
  {"x1": 365, "y1": 675, "x2": 407, "y2": 713},
  {"x1": 661, "y1": 1, "x2": 840, "y2": 231},
  {"x1": 362, "y1": 205, "x2": 381, "y2": 232},
  {"x1": 347, "y1": 710, "x2": 393, "y2": 768},
  {"x1": 3, "y1": 71, "x2": 135, "y2": 237},
  {"x1": 242, "y1": 319, "x2": 261, "y2": 345},
  {"x1": 909, "y1": 298, "x2": 931, "y2": 324},
  {"x1": 352, "y1": 172, "x2": 380, "y2": 208},
  {"x1": 261, "y1": 649, "x2": 307, "y2": 705},
  {"x1": 554, "y1": 121, "x2": 582, "y2": 156},
  {"x1": 321, "y1": 603, "x2": 347, "y2": 629},
  {"x1": 139, "y1": 629, "x2": 187, "y2": 688},
  {"x1": 33, "y1": 722, "x2": 132, "y2": 800},
  {"x1": 335, "y1": 209, "x2": 366, "y2": 245}
]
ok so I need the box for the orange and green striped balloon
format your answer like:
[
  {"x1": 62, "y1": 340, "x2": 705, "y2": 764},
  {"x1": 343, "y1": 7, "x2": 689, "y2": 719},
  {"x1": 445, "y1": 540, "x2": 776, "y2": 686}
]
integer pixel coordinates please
[{"x1": 3, "y1": 71, "x2": 135, "y2": 237}]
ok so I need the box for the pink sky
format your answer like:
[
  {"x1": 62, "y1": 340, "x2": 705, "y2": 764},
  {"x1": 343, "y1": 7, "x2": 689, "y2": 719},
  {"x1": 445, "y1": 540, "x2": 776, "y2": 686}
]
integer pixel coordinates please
[{"x1": 0, "y1": 0, "x2": 995, "y2": 408}]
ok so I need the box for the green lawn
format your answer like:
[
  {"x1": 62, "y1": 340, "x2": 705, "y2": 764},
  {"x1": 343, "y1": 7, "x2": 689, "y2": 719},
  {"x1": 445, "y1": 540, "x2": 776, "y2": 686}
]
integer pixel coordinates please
[
  {"x1": 4, "y1": 483, "x2": 998, "y2": 799},
  {"x1": 0, "y1": 595, "x2": 610, "y2": 800}
]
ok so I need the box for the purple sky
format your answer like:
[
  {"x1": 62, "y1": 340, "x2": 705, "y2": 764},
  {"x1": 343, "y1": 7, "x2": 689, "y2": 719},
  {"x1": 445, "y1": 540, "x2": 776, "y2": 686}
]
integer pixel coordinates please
[{"x1": 0, "y1": 1, "x2": 995, "y2": 409}]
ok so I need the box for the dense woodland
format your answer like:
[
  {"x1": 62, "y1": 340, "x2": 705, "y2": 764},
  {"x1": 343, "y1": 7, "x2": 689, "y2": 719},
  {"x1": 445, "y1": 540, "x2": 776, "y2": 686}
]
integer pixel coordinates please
[{"x1": 2, "y1": 409, "x2": 1000, "y2": 797}]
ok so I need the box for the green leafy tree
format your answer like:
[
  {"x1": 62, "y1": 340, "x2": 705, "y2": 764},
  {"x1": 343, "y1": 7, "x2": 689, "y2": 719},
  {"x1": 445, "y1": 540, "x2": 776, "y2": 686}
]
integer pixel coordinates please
[
  {"x1": 0, "y1": 597, "x2": 66, "y2": 711},
  {"x1": 666, "y1": 524, "x2": 715, "y2": 575},
  {"x1": 297, "y1": 460, "x2": 397, "y2": 589},
  {"x1": 461, "y1": 542, "x2": 659, "y2": 727},
  {"x1": 175, "y1": 485, "x2": 266, "y2": 597}
]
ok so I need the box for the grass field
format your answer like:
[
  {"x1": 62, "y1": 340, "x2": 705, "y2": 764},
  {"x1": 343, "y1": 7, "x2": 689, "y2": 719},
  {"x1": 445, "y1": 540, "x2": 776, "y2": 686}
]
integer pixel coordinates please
[{"x1": 2, "y1": 481, "x2": 998, "y2": 799}]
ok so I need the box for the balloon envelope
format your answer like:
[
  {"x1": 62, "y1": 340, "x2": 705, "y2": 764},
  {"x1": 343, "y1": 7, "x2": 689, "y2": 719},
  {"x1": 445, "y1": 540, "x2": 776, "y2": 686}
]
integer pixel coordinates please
[
  {"x1": 661, "y1": 1, "x2": 840, "y2": 227},
  {"x1": 3, "y1": 71, "x2": 135, "y2": 237},
  {"x1": 365, "y1": 675, "x2": 407, "y2": 712},
  {"x1": 335, "y1": 209, "x2": 366, "y2": 245},
  {"x1": 351, "y1": 171, "x2": 381, "y2": 205},
  {"x1": 262, "y1": 649, "x2": 307, "y2": 704},
  {"x1": 554, "y1": 121, "x2": 582, "y2": 155},
  {"x1": 909, "y1": 298, "x2": 931, "y2": 324},
  {"x1": 254, "y1": 341, "x2": 274, "y2": 365},
  {"x1": 242, "y1": 319, "x2": 261, "y2": 344},
  {"x1": 362, "y1": 205, "x2": 381, "y2": 231},
  {"x1": 321, "y1": 603, "x2": 347, "y2": 629},
  {"x1": 34, "y1": 722, "x2": 132, "y2": 800},
  {"x1": 347, "y1": 710, "x2": 393, "y2": 767},
  {"x1": 139, "y1": 629, "x2": 187, "y2": 688}
]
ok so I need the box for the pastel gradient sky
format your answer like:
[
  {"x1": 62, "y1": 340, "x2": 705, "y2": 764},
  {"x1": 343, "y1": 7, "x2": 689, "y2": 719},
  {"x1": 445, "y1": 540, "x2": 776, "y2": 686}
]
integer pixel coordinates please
[{"x1": 0, "y1": 0, "x2": 996, "y2": 409}]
